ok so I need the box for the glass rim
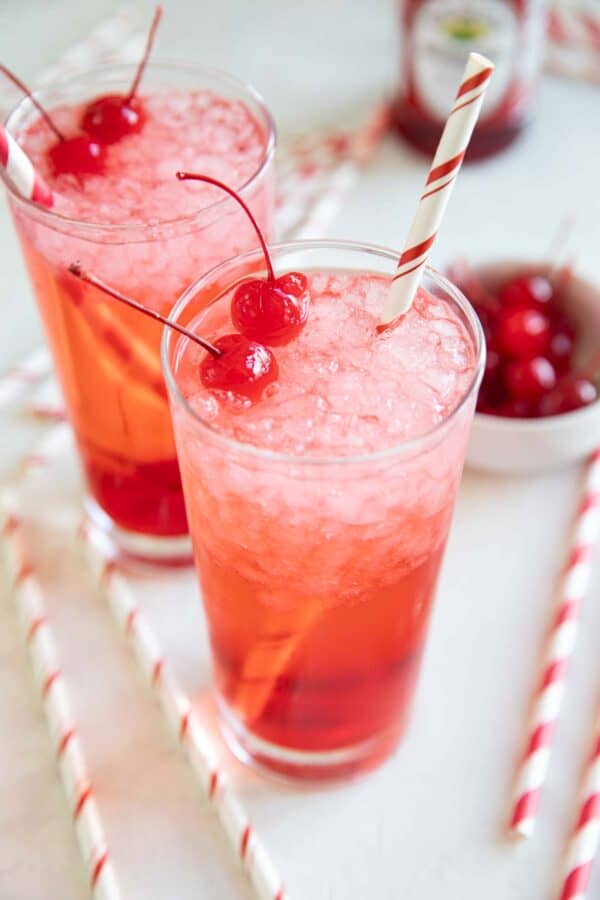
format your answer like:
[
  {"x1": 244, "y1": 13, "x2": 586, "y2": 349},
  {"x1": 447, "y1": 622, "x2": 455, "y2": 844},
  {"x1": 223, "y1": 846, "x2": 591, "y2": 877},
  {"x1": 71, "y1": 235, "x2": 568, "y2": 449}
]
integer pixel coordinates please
[
  {"x1": 162, "y1": 238, "x2": 486, "y2": 467},
  {"x1": 1, "y1": 60, "x2": 277, "y2": 234}
]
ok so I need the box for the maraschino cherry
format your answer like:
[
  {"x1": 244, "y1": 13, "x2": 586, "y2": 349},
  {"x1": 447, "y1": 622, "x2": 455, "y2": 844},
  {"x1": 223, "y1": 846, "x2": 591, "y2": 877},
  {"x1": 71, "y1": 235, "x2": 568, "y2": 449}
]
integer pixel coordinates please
[
  {"x1": 538, "y1": 376, "x2": 598, "y2": 417},
  {"x1": 81, "y1": 6, "x2": 162, "y2": 144},
  {"x1": 498, "y1": 274, "x2": 554, "y2": 310},
  {"x1": 176, "y1": 172, "x2": 310, "y2": 345},
  {"x1": 0, "y1": 64, "x2": 104, "y2": 176},
  {"x1": 451, "y1": 260, "x2": 599, "y2": 420},
  {"x1": 67, "y1": 263, "x2": 278, "y2": 402},
  {"x1": 199, "y1": 334, "x2": 278, "y2": 399}
]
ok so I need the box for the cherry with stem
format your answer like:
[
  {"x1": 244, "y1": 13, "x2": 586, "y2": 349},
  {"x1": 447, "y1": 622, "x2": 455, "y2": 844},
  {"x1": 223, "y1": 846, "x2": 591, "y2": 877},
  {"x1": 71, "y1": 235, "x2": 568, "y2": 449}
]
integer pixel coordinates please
[
  {"x1": 176, "y1": 171, "x2": 310, "y2": 345},
  {"x1": 67, "y1": 263, "x2": 278, "y2": 402},
  {"x1": 0, "y1": 64, "x2": 104, "y2": 175},
  {"x1": 81, "y1": 6, "x2": 163, "y2": 144}
]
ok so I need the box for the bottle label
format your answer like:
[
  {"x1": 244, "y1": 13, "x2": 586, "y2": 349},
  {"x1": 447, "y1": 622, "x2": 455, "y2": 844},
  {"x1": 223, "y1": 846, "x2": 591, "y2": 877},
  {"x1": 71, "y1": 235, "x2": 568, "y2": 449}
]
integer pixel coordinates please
[{"x1": 411, "y1": 0, "x2": 522, "y2": 120}]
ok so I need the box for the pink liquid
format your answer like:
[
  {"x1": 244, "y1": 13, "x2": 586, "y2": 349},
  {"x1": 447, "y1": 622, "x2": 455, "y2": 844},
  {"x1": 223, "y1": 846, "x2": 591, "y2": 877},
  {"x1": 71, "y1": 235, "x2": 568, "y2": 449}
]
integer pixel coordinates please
[
  {"x1": 10, "y1": 85, "x2": 273, "y2": 547},
  {"x1": 170, "y1": 268, "x2": 479, "y2": 777}
]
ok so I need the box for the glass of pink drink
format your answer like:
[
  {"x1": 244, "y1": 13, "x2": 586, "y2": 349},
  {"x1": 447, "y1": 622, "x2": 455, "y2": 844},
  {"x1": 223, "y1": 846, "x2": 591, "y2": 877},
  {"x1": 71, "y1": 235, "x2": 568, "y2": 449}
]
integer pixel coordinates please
[
  {"x1": 163, "y1": 240, "x2": 484, "y2": 781},
  {"x1": 2, "y1": 64, "x2": 275, "y2": 563}
]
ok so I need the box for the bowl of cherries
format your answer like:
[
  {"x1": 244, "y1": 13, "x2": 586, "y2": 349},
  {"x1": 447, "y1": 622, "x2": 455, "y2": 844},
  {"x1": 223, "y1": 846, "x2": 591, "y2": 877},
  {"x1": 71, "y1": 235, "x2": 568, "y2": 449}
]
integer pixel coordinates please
[{"x1": 448, "y1": 260, "x2": 600, "y2": 474}]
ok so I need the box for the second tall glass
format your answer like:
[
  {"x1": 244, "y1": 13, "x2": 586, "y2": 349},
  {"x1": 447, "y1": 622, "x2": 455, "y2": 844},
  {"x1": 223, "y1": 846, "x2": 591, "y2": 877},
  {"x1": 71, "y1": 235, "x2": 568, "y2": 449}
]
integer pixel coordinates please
[
  {"x1": 2, "y1": 63, "x2": 275, "y2": 563},
  {"x1": 163, "y1": 241, "x2": 484, "y2": 781}
]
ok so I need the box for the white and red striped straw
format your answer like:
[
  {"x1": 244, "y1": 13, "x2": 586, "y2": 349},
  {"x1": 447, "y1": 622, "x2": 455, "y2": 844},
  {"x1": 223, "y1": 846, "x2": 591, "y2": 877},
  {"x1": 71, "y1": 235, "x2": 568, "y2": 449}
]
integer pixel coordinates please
[
  {"x1": 0, "y1": 347, "x2": 52, "y2": 409},
  {"x1": 380, "y1": 52, "x2": 493, "y2": 324},
  {"x1": 78, "y1": 526, "x2": 288, "y2": 900},
  {"x1": 291, "y1": 101, "x2": 391, "y2": 239},
  {"x1": 0, "y1": 489, "x2": 120, "y2": 899},
  {"x1": 510, "y1": 449, "x2": 600, "y2": 838},
  {"x1": 0, "y1": 123, "x2": 53, "y2": 208},
  {"x1": 558, "y1": 716, "x2": 600, "y2": 900},
  {"x1": 27, "y1": 400, "x2": 67, "y2": 423}
]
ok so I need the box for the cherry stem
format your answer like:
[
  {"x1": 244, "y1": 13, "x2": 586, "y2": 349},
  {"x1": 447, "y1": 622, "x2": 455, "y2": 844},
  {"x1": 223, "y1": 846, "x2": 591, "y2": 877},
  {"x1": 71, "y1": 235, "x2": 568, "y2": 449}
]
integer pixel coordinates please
[
  {"x1": 126, "y1": 5, "x2": 163, "y2": 102},
  {"x1": 67, "y1": 262, "x2": 221, "y2": 357},
  {"x1": 176, "y1": 171, "x2": 275, "y2": 281},
  {"x1": 0, "y1": 64, "x2": 65, "y2": 141}
]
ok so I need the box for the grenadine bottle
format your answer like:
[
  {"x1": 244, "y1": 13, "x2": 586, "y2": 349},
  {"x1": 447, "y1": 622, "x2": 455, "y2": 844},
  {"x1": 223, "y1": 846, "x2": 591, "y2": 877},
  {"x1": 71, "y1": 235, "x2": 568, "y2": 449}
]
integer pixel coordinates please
[{"x1": 393, "y1": 0, "x2": 547, "y2": 160}]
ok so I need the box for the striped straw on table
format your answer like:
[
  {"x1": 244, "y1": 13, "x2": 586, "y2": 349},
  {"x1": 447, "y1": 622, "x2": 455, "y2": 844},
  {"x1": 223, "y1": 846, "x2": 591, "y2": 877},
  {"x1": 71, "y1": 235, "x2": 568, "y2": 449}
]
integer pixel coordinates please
[
  {"x1": 0, "y1": 486, "x2": 120, "y2": 899},
  {"x1": 78, "y1": 525, "x2": 289, "y2": 900},
  {"x1": 0, "y1": 347, "x2": 52, "y2": 409},
  {"x1": 9, "y1": 423, "x2": 289, "y2": 899},
  {"x1": 558, "y1": 714, "x2": 600, "y2": 900},
  {"x1": 510, "y1": 450, "x2": 600, "y2": 837}
]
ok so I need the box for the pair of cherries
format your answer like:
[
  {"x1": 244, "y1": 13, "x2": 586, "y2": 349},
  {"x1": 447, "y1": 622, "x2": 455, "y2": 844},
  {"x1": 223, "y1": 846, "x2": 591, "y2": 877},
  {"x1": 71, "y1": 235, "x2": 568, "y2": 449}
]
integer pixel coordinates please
[
  {"x1": 49, "y1": 90, "x2": 144, "y2": 176},
  {"x1": 1, "y1": 6, "x2": 163, "y2": 177},
  {"x1": 70, "y1": 173, "x2": 310, "y2": 402},
  {"x1": 177, "y1": 173, "x2": 309, "y2": 401},
  {"x1": 456, "y1": 265, "x2": 597, "y2": 418}
]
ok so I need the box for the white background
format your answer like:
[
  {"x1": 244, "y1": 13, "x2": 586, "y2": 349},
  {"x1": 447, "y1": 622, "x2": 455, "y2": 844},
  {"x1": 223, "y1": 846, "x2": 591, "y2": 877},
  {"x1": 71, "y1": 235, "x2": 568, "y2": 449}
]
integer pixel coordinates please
[{"x1": 1, "y1": 2, "x2": 600, "y2": 899}]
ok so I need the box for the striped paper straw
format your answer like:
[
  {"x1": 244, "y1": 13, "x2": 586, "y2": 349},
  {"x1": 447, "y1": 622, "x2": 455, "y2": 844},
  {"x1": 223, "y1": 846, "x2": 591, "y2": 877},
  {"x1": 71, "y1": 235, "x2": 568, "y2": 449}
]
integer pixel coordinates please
[
  {"x1": 27, "y1": 401, "x2": 67, "y2": 424},
  {"x1": 559, "y1": 716, "x2": 600, "y2": 900},
  {"x1": 510, "y1": 449, "x2": 600, "y2": 837},
  {"x1": 0, "y1": 123, "x2": 53, "y2": 206},
  {"x1": 380, "y1": 52, "x2": 493, "y2": 324},
  {"x1": 290, "y1": 101, "x2": 391, "y2": 239},
  {"x1": 0, "y1": 347, "x2": 52, "y2": 410},
  {"x1": 78, "y1": 526, "x2": 288, "y2": 900},
  {"x1": 0, "y1": 489, "x2": 120, "y2": 899}
]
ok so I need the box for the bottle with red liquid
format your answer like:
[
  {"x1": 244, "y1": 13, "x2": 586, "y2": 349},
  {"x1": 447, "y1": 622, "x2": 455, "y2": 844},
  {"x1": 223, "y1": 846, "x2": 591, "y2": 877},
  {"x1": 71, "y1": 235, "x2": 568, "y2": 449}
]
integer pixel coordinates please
[{"x1": 394, "y1": 0, "x2": 547, "y2": 160}]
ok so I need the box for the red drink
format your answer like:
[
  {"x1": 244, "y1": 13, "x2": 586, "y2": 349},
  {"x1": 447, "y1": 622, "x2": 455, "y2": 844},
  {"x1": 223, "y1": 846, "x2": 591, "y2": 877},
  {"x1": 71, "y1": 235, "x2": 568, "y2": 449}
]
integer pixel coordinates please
[
  {"x1": 394, "y1": 0, "x2": 546, "y2": 160},
  {"x1": 164, "y1": 242, "x2": 484, "y2": 780},
  {"x1": 2, "y1": 64, "x2": 275, "y2": 562}
]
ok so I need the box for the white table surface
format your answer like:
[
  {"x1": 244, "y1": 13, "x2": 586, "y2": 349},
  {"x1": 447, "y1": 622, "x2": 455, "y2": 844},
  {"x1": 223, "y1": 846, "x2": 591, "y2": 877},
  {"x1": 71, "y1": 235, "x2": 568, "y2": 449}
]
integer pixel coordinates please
[{"x1": 2, "y1": 2, "x2": 600, "y2": 899}]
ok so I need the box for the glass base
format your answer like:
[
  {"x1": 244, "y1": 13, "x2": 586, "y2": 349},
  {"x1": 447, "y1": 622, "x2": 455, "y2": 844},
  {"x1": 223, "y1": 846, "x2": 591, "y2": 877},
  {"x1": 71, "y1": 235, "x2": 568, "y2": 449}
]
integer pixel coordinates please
[
  {"x1": 84, "y1": 497, "x2": 193, "y2": 569},
  {"x1": 217, "y1": 696, "x2": 402, "y2": 785}
]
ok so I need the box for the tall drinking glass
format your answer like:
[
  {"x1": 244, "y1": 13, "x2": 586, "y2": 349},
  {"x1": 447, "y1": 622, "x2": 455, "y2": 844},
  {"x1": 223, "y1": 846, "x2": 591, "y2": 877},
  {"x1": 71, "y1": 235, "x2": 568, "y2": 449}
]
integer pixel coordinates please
[
  {"x1": 163, "y1": 240, "x2": 484, "y2": 781},
  {"x1": 2, "y1": 63, "x2": 275, "y2": 564}
]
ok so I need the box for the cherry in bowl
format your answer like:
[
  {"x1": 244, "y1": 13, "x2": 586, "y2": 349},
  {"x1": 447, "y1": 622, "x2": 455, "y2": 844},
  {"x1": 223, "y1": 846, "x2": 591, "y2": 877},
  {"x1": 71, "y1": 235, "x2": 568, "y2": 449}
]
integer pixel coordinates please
[{"x1": 449, "y1": 260, "x2": 600, "y2": 474}]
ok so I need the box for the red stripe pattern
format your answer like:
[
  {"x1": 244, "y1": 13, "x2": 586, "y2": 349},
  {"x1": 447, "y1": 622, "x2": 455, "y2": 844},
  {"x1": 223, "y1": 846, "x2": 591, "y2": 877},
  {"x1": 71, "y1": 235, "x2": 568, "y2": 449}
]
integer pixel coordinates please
[
  {"x1": 510, "y1": 452, "x2": 600, "y2": 837},
  {"x1": 90, "y1": 850, "x2": 110, "y2": 889},
  {"x1": 383, "y1": 54, "x2": 493, "y2": 322},
  {"x1": 0, "y1": 128, "x2": 9, "y2": 166},
  {"x1": 559, "y1": 732, "x2": 600, "y2": 900},
  {"x1": 42, "y1": 669, "x2": 62, "y2": 697},
  {"x1": 240, "y1": 825, "x2": 252, "y2": 860},
  {"x1": 455, "y1": 66, "x2": 494, "y2": 98},
  {"x1": 57, "y1": 728, "x2": 76, "y2": 757},
  {"x1": 397, "y1": 233, "x2": 436, "y2": 267},
  {"x1": 73, "y1": 786, "x2": 93, "y2": 820},
  {"x1": 425, "y1": 151, "x2": 465, "y2": 185},
  {"x1": 0, "y1": 123, "x2": 54, "y2": 208},
  {"x1": 27, "y1": 616, "x2": 47, "y2": 641}
]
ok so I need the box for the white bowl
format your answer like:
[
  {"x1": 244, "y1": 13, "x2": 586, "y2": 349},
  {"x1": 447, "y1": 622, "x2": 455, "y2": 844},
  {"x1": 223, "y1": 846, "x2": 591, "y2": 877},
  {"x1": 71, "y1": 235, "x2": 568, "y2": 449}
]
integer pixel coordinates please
[{"x1": 466, "y1": 261, "x2": 600, "y2": 474}]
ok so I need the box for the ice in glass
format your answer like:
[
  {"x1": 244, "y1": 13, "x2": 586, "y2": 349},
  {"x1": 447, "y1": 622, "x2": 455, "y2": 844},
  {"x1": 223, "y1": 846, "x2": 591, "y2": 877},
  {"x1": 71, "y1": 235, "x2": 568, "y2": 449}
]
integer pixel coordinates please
[{"x1": 164, "y1": 241, "x2": 484, "y2": 780}]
